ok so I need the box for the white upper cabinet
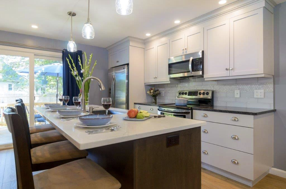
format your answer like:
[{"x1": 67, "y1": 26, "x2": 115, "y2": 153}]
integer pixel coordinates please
[
  {"x1": 108, "y1": 47, "x2": 129, "y2": 68},
  {"x1": 230, "y1": 9, "x2": 263, "y2": 76},
  {"x1": 204, "y1": 21, "x2": 230, "y2": 78},
  {"x1": 144, "y1": 39, "x2": 170, "y2": 85},
  {"x1": 185, "y1": 26, "x2": 204, "y2": 54},
  {"x1": 156, "y1": 39, "x2": 170, "y2": 83},
  {"x1": 169, "y1": 33, "x2": 185, "y2": 57},
  {"x1": 145, "y1": 44, "x2": 157, "y2": 83}
]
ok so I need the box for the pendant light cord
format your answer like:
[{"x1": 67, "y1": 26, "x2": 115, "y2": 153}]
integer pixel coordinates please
[
  {"x1": 87, "y1": 0, "x2": 90, "y2": 23},
  {"x1": 70, "y1": 13, "x2": 73, "y2": 40}
]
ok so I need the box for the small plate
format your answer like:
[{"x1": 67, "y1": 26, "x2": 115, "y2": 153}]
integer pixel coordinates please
[
  {"x1": 75, "y1": 122, "x2": 116, "y2": 128},
  {"x1": 123, "y1": 117, "x2": 151, "y2": 121}
]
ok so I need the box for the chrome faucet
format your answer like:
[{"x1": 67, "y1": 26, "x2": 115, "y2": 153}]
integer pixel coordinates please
[{"x1": 81, "y1": 76, "x2": 105, "y2": 113}]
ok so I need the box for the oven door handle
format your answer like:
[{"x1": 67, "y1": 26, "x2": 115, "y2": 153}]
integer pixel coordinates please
[{"x1": 189, "y1": 57, "x2": 193, "y2": 74}]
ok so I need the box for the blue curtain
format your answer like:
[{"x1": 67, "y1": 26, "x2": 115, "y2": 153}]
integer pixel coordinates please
[{"x1": 62, "y1": 49, "x2": 83, "y2": 105}]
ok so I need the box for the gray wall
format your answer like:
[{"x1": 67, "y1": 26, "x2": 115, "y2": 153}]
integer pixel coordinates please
[
  {"x1": 274, "y1": 2, "x2": 286, "y2": 171},
  {"x1": 0, "y1": 30, "x2": 109, "y2": 105}
]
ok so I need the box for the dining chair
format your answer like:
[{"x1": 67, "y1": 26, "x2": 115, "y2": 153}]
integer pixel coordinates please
[
  {"x1": 15, "y1": 98, "x2": 55, "y2": 134},
  {"x1": 15, "y1": 102, "x2": 66, "y2": 148},
  {"x1": 4, "y1": 107, "x2": 121, "y2": 189},
  {"x1": 5, "y1": 107, "x2": 88, "y2": 171}
]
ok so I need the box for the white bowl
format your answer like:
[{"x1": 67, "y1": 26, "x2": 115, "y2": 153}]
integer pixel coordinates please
[
  {"x1": 49, "y1": 106, "x2": 67, "y2": 111},
  {"x1": 58, "y1": 109, "x2": 82, "y2": 117}
]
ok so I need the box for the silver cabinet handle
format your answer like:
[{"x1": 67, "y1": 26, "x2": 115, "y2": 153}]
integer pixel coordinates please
[
  {"x1": 150, "y1": 108, "x2": 154, "y2": 111},
  {"x1": 202, "y1": 113, "x2": 208, "y2": 118},
  {"x1": 231, "y1": 117, "x2": 239, "y2": 122},
  {"x1": 116, "y1": 60, "x2": 119, "y2": 63},
  {"x1": 154, "y1": 76, "x2": 157, "y2": 79},
  {"x1": 231, "y1": 159, "x2": 239, "y2": 165},
  {"x1": 185, "y1": 48, "x2": 187, "y2": 54},
  {"x1": 202, "y1": 150, "x2": 208, "y2": 155},
  {"x1": 231, "y1": 135, "x2": 239, "y2": 140},
  {"x1": 138, "y1": 106, "x2": 141, "y2": 109},
  {"x1": 182, "y1": 48, "x2": 184, "y2": 54},
  {"x1": 202, "y1": 129, "x2": 208, "y2": 134},
  {"x1": 230, "y1": 68, "x2": 234, "y2": 70},
  {"x1": 226, "y1": 68, "x2": 229, "y2": 71}
]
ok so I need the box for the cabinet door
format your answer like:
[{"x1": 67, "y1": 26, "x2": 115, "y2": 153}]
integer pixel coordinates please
[
  {"x1": 185, "y1": 27, "x2": 203, "y2": 54},
  {"x1": 170, "y1": 33, "x2": 185, "y2": 57},
  {"x1": 145, "y1": 45, "x2": 157, "y2": 83},
  {"x1": 156, "y1": 40, "x2": 170, "y2": 83},
  {"x1": 204, "y1": 21, "x2": 230, "y2": 78},
  {"x1": 230, "y1": 9, "x2": 263, "y2": 76}
]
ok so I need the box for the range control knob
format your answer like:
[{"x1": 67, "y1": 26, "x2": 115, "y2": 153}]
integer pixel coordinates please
[
  {"x1": 184, "y1": 92, "x2": 187, "y2": 95},
  {"x1": 179, "y1": 92, "x2": 182, "y2": 95},
  {"x1": 206, "y1": 92, "x2": 209, "y2": 95},
  {"x1": 202, "y1": 92, "x2": 205, "y2": 95},
  {"x1": 199, "y1": 92, "x2": 202, "y2": 95}
]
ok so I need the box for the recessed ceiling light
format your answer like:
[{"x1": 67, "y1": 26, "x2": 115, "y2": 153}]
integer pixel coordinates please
[
  {"x1": 31, "y1": 25, "x2": 38, "y2": 29},
  {"x1": 146, "y1": 33, "x2": 151, "y2": 36},
  {"x1": 174, "y1": 20, "x2": 181, "y2": 24},
  {"x1": 219, "y1": 0, "x2": 227, "y2": 4}
]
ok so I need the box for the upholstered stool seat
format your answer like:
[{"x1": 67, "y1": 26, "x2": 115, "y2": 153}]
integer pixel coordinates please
[
  {"x1": 29, "y1": 123, "x2": 55, "y2": 134},
  {"x1": 31, "y1": 140, "x2": 88, "y2": 164},
  {"x1": 30, "y1": 130, "x2": 66, "y2": 147},
  {"x1": 33, "y1": 159, "x2": 121, "y2": 189}
]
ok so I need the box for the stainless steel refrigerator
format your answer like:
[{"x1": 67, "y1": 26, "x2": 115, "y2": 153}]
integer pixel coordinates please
[{"x1": 108, "y1": 64, "x2": 129, "y2": 109}]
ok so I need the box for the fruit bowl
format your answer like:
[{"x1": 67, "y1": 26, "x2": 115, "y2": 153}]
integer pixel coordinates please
[{"x1": 79, "y1": 114, "x2": 113, "y2": 126}]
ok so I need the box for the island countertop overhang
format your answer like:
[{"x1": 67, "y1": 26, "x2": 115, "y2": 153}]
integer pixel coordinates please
[{"x1": 35, "y1": 107, "x2": 205, "y2": 150}]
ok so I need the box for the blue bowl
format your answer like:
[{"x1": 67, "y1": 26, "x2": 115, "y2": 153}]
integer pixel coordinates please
[{"x1": 79, "y1": 114, "x2": 113, "y2": 126}]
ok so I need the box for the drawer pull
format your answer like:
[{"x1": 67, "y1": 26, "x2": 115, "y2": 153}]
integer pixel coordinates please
[
  {"x1": 138, "y1": 106, "x2": 141, "y2": 109},
  {"x1": 150, "y1": 108, "x2": 154, "y2": 111},
  {"x1": 202, "y1": 113, "x2": 208, "y2": 118},
  {"x1": 231, "y1": 117, "x2": 239, "y2": 122},
  {"x1": 202, "y1": 129, "x2": 208, "y2": 134},
  {"x1": 231, "y1": 159, "x2": 239, "y2": 165},
  {"x1": 202, "y1": 150, "x2": 208, "y2": 155},
  {"x1": 231, "y1": 135, "x2": 239, "y2": 140}
]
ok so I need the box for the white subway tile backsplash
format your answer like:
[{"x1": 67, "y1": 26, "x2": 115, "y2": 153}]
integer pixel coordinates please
[{"x1": 153, "y1": 77, "x2": 274, "y2": 109}]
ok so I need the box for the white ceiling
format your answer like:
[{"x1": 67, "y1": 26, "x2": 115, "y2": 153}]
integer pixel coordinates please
[{"x1": 0, "y1": 0, "x2": 280, "y2": 48}]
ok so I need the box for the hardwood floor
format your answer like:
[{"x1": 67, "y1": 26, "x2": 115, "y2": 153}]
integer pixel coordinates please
[{"x1": 1, "y1": 149, "x2": 286, "y2": 189}]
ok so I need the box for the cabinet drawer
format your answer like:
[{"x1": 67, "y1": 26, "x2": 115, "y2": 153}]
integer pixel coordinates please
[
  {"x1": 134, "y1": 105, "x2": 158, "y2": 114},
  {"x1": 193, "y1": 110, "x2": 254, "y2": 127},
  {"x1": 202, "y1": 142, "x2": 254, "y2": 180},
  {"x1": 201, "y1": 122, "x2": 253, "y2": 154}
]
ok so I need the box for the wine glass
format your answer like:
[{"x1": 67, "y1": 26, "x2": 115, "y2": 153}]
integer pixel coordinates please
[
  {"x1": 101, "y1": 97, "x2": 112, "y2": 115},
  {"x1": 58, "y1": 94, "x2": 63, "y2": 105},
  {"x1": 63, "y1": 96, "x2": 70, "y2": 106},
  {"x1": 73, "y1": 96, "x2": 81, "y2": 108}
]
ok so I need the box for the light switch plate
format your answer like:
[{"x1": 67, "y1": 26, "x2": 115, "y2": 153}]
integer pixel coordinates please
[
  {"x1": 254, "y1": 90, "x2": 264, "y2": 98},
  {"x1": 235, "y1": 90, "x2": 240, "y2": 98}
]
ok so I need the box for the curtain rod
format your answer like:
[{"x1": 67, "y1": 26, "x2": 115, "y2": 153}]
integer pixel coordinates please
[{"x1": 0, "y1": 41, "x2": 62, "y2": 53}]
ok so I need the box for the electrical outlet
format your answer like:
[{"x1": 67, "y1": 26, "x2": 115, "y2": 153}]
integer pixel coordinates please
[
  {"x1": 254, "y1": 90, "x2": 264, "y2": 98},
  {"x1": 235, "y1": 90, "x2": 240, "y2": 98}
]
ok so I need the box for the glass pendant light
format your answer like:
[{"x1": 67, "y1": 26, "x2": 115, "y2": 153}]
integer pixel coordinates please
[
  {"x1": 82, "y1": 0, "x2": 95, "y2": 39},
  {"x1": 67, "y1": 11, "x2": 77, "y2": 52},
  {"x1": 115, "y1": 0, "x2": 133, "y2": 15}
]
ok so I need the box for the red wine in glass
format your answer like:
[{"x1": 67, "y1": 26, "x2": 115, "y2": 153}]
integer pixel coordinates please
[
  {"x1": 74, "y1": 101, "x2": 81, "y2": 106},
  {"x1": 63, "y1": 96, "x2": 70, "y2": 106},
  {"x1": 101, "y1": 98, "x2": 112, "y2": 115},
  {"x1": 59, "y1": 98, "x2": 63, "y2": 102}
]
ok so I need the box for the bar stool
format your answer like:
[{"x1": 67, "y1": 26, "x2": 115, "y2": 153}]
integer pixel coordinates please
[
  {"x1": 4, "y1": 108, "x2": 121, "y2": 189},
  {"x1": 16, "y1": 99, "x2": 55, "y2": 134},
  {"x1": 15, "y1": 102, "x2": 66, "y2": 148},
  {"x1": 5, "y1": 107, "x2": 88, "y2": 171}
]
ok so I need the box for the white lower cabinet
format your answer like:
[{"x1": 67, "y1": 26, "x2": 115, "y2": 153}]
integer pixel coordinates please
[
  {"x1": 202, "y1": 142, "x2": 254, "y2": 180},
  {"x1": 134, "y1": 104, "x2": 158, "y2": 114},
  {"x1": 194, "y1": 110, "x2": 274, "y2": 186}
]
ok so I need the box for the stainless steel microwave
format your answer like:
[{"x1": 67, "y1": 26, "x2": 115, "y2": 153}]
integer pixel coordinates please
[{"x1": 168, "y1": 50, "x2": 204, "y2": 79}]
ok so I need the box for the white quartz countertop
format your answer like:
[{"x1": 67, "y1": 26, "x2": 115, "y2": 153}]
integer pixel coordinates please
[{"x1": 35, "y1": 106, "x2": 205, "y2": 150}]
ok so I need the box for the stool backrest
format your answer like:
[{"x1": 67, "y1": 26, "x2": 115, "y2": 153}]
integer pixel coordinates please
[
  {"x1": 4, "y1": 107, "x2": 35, "y2": 189},
  {"x1": 15, "y1": 103, "x2": 32, "y2": 149}
]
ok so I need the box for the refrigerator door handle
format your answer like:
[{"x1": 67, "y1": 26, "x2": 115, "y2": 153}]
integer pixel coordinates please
[{"x1": 111, "y1": 74, "x2": 116, "y2": 107}]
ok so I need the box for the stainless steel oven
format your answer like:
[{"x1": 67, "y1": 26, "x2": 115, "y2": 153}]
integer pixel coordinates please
[
  {"x1": 158, "y1": 107, "x2": 192, "y2": 119},
  {"x1": 168, "y1": 50, "x2": 204, "y2": 79}
]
